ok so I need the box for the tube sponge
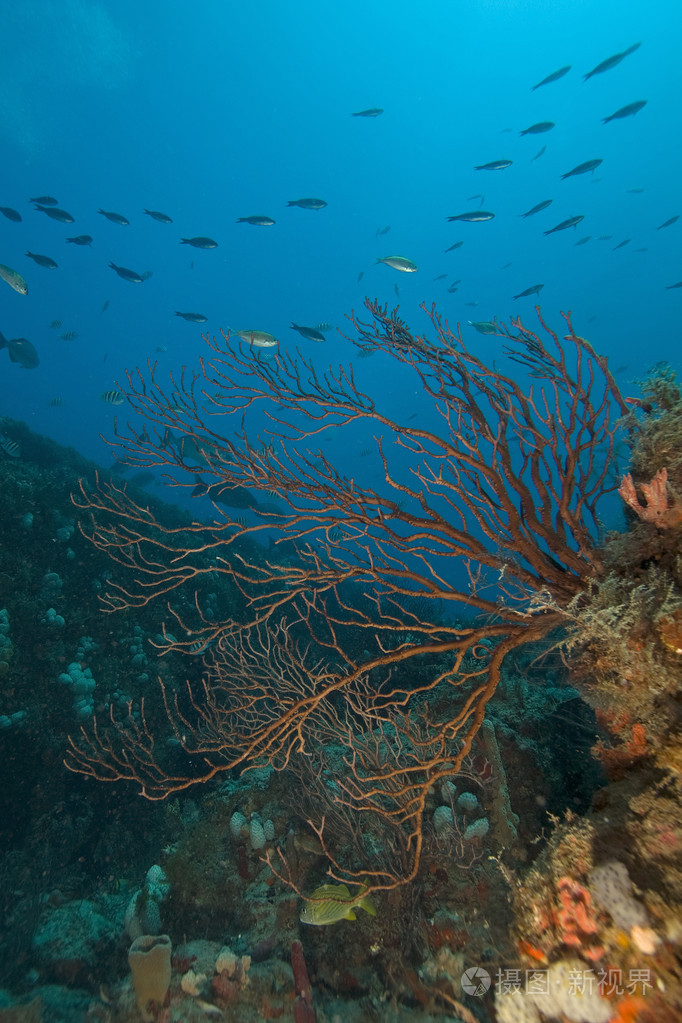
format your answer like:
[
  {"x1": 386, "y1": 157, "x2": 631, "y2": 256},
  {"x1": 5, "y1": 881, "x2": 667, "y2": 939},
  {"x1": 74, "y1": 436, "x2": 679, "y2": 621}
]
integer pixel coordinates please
[{"x1": 128, "y1": 934, "x2": 172, "y2": 1022}]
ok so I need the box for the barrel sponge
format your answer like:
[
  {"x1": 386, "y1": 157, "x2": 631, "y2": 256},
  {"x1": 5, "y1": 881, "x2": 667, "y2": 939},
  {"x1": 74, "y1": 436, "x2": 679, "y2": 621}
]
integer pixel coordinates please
[{"x1": 128, "y1": 934, "x2": 172, "y2": 1022}]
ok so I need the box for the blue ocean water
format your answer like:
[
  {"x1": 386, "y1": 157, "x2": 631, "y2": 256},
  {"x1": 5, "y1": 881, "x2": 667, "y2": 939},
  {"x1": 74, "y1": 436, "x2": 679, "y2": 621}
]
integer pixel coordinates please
[
  {"x1": 1, "y1": 5, "x2": 682, "y2": 1018},
  {"x1": 1, "y1": 0, "x2": 679, "y2": 480}
]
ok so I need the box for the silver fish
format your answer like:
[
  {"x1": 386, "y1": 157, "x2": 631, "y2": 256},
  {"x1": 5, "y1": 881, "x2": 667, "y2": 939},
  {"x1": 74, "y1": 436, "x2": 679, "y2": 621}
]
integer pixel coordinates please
[
  {"x1": 520, "y1": 200, "x2": 553, "y2": 218},
  {"x1": 475, "y1": 159, "x2": 512, "y2": 171},
  {"x1": 544, "y1": 216, "x2": 584, "y2": 235},
  {"x1": 375, "y1": 255, "x2": 417, "y2": 273},
  {"x1": 447, "y1": 211, "x2": 495, "y2": 223},
  {"x1": 561, "y1": 159, "x2": 602, "y2": 179},
  {"x1": 0, "y1": 263, "x2": 28, "y2": 295},
  {"x1": 513, "y1": 284, "x2": 544, "y2": 299},
  {"x1": 231, "y1": 329, "x2": 278, "y2": 348}
]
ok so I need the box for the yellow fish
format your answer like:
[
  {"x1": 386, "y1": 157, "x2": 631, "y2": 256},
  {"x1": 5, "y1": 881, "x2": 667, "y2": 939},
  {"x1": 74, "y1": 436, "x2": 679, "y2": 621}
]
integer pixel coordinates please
[{"x1": 300, "y1": 882, "x2": 376, "y2": 926}]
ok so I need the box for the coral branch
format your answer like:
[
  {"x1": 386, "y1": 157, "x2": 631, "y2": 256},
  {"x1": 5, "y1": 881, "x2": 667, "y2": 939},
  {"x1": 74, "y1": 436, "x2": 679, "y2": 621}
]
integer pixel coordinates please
[{"x1": 65, "y1": 302, "x2": 628, "y2": 889}]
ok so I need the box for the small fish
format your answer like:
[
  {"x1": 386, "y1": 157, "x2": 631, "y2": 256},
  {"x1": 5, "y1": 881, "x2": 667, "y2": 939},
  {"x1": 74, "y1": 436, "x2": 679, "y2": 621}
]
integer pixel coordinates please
[
  {"x1": 500, "y1": 262, "x2": 512, "y2": 269},
  {"x1": 657, "y1": 215, "x2": 679, "y2": 230},
  {"x1": 544, "y1": 216, "x2": 584, "y2": 235},
  {"x1": 446, "y1": 283, "x2": 458, "y2": 293},
  {"x1": 98, "y1": 209, "x2": 129, "y2": 226},
  {"x1": 665, "y1": 281, "x2": 682, "y2": 290},
  {"x1": 101, "y1": 300, "x2": 110, "y2": 313},
  {"x1": 109, "y1": 262, "x2": 145, "y2": 283},
  {"x1": 394, "y1": 283, "x2": 400, "y2": 297},
  {"x1": 48, "y1": 397, "x2": 65, "y2": 406},
  {"x1": 66, "y1": 235, "x2": 93, "y2": 246},
  {"x1": 520, "y1": 121, "x2": 555, "y2": 135},
  {"x1": 612, "y1": 239, "x2": 631, "y2": 250},
  {"x1": 627, "y1": 188, "x2": 645, "y2": 194},
  {"x1": 180, "y1": 236, "x2": 218, "y2": 248},
  {"x1": 475, "y1": 159, "x2": 512, "y2": 171},
  {"x1": 598, "y1": 235, "x2": 613, "y2": 241},
  {"x1": 376, "y1": 225, "x2": 391, "y2": 237},
  {"x1": 574, "y1": 236, "x2": 592, "y2": 246},
  {"x1": 101, "y1": 390, "x2": 125, "y2": 406},
  {"x1": 60, "y1": 330, "x2": 78, "y2": 340},
  {"x1": 357, "y1": 271, "x2": 364, "y2": 282},
  {"x1": 447, "y1": 211, "x2": 495, "y2": 222},
  {"x1": 465, "y1": 301, "x2": 478, "y2": 307},
  {"x1": 520, "y1": 200, "x2": 553, "y2": 218},
  {"x1": 602, "y1": 100, "x2": 647, "y2": 124},
  {"x1": 26, "y1": 251, "x2": 58, "y2": 269},
  {"x1": 468, "y1": 320, "x2": 497, "y2": 335},
  {"x1": 0, "y1": 436, "x2": 20, "y2": 458},
  {"x1": 583, "y1": 43, "x2": 641, "y2": 81},
  {"x1": 444, "y1": 241, "x2": 464, "y2": 251},
  {"x1": 290, "y1": 323, "x2": 326, "y2": 342},
  {"x1": 375, "y1": 255, "x2": 417, "y2": 273},
  {"x1": 34, "y1": 205, "x2": 74, "y2": 223},
  {"x1": 300, "y1": 882, "x2": 376, "y2": 926},
  {"x1": 467, "y1": 193, "x2": 484, "y2": 202},
  {"x1": 236, "y1": 215, "x2": 275, "y2": 226},
  {"x1": 561, "y1": 159, "x2": 602, "y2": 179},
  {"x1": 513, "y1": 284, "x2": 544, "y2": 299},
  {"x1": 433, "y1": 273, "x2": 447, "y2": 281},
  {"x1": 0, "y1": 332, "x2": 39, "y2": 367},
  {"x1": 0, "y1": 206, "x2": 21, "y2": 222},
  {"x1": 633, "y1": 248, "x2": 648, "y2": 253},
  {"x1": 143, "y1": 209, "x2": 173, "y2": 223},
  {"x1": 286, "y1": 198, "x2": 327, "y2": 210},
  {"x1": 50, "y1": 319, "x2": 62, "y2": 329},
  {"x1": 156, "y1": 344, "x2": 167, "y2": 352},
  {"x1": 0, "y1": 263, "x2": 28, "y2": 295},
  {"x1": 231, "y1": 329, "x2": 278, "y2": 349},
  {"x1": 175, "y1": 311, "x2": 208, "y2": 323},
  {"x1": 352, "y1": 108, "x2": 383, "y2": 117},
  {"x1": 29, "y1": 195, "x2": 58, "y2": 205},
  {"x1": 532, "y1": 65, "x2": 571, "y2": 90}
]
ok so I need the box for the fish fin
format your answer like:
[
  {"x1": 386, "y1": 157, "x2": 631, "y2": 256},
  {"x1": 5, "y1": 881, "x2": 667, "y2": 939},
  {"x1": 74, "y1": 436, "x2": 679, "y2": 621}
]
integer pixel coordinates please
[
  {"x1": 359, "y1": 897, "x2": 377, "y2": 917},
  {"x1": 345, "y1": 909, "x2": 357, "y2": 921}
]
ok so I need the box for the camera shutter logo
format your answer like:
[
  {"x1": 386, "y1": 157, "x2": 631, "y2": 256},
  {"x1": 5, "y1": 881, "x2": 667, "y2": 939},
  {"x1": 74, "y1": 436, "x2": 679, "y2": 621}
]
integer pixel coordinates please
[{"x1": 461, "y1": 966, "x2": 491, "y2": 996}]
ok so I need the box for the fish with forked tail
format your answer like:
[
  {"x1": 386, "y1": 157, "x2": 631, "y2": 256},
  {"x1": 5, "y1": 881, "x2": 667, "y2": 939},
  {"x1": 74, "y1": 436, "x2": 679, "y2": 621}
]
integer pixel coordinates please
[
  {"x1": 513, "y1": 284, "x2": 544, "y2": 299},
  {"x1": 544, "y1": 216, "x2": 584, "y2": 235}
]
